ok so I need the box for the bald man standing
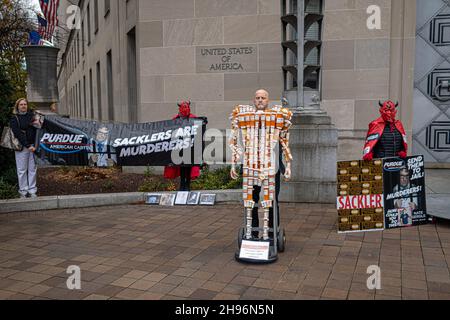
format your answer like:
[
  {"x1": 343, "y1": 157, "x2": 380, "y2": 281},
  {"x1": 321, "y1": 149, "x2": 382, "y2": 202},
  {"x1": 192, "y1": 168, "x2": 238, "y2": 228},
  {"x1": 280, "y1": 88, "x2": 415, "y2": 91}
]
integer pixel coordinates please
[{"x1": 229, "y1": 89, "x2": 293, "y2": 241}]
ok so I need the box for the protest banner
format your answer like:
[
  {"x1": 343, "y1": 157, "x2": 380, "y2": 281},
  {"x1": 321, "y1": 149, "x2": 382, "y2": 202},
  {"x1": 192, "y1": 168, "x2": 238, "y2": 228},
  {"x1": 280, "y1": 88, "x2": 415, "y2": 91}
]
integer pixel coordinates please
[{"x1": 36, "y1": 116, "x2": 206, "y2": 167}]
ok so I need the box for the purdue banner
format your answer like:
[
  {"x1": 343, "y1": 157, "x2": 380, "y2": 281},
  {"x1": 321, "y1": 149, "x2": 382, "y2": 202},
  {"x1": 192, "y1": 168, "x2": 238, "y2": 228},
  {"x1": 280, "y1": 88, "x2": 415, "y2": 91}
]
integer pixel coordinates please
[
  {"x1": 36, "y1": 116, "x2": 206, "y2": 167},
  {"x1": 336, "y1": 155, "x2": 429, "y2": 233}
]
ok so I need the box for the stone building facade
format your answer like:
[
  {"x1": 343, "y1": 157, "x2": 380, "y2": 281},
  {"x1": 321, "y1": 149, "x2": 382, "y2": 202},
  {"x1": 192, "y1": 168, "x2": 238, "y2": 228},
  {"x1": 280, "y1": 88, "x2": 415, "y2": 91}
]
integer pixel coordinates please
[{"x1": 56, "y1": 0, "x2": 449, "y2": 165}]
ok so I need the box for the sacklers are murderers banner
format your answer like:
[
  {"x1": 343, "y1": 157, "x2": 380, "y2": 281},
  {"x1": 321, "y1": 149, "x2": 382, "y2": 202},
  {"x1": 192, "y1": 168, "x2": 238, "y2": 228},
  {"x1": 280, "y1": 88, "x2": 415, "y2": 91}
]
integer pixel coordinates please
[
  {"x1": 36, "y1": 116, "x2": 206, "y2": 167},
  {"x1": 336, "y1": 156, "x2": 428, "y2": 233}
]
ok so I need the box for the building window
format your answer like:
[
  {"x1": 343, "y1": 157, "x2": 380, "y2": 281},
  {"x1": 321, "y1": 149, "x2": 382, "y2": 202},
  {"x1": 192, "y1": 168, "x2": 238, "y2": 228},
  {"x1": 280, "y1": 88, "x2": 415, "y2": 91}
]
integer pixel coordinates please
[
  {"x1": 78, "y1": 80, "x2": 82, "y2": 117},
  {"x1": 67, "y1": 50, "x2": 70, "y2": 74},
  {"x1": 96, "y1": 61, "x2": 102, "y2": 120},
  {"x1": 89, "y1": 68, "x2": 94, "y2": 119},
  {"x1": 75, "y1": 83, "x2": 78, "y2": 117},
  {"x1": 281, "y1": 0, "x2": 323, "y2": 106},
  {"x1": 76, "y1": 33, "x2": 80, "y2": 64},
  {"x1": 67, "y1": 51, "x2": 70, "y2": 75},
  {"x1": 81, "y1": 20, "x2": 85, "y2": 56},
  {"x1": 304, "y1": 0, "x2": 322, "y2": 90},
  {"x1": 70, "y1": 48, "x2": 73, "y2": 73},
  {"x1": 87, "y1": 3, "x2": 91, "y2": 45},
  {"x1": 94, "y1": 0, "x2": 99, "y2": 34},
  {"x1": 107, "y1": 50, "x2": 114, "y2": 121},
  {"x1": 105, "y1": 0, "x2": 110, "y2": 17},
  {"x1": 127, "y1": 28, "x2": 137, "y2": 123},
  {"x1": 70, "y1": 87, "x2": 75, "y2": 117},
  {"x1": 83, "y1": 75, "x2": 87, "y2": 118},
  {"x1": 74, "y1": 86, "x2": 76, "y2": 116}
]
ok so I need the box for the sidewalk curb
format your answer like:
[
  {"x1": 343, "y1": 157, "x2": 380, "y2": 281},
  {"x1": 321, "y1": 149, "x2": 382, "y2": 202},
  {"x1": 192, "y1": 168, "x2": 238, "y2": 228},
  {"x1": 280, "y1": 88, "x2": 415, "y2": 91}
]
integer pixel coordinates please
[{"x1": 0, "y1": 190, "x2": 242, "y2": 214}]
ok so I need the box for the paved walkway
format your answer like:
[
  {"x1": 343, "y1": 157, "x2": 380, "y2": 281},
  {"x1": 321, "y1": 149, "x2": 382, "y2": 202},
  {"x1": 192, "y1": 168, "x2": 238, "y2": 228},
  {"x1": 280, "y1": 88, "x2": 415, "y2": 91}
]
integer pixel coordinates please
[{"x1": 0, "y1": 203, "x2": 449, "y2": 300}]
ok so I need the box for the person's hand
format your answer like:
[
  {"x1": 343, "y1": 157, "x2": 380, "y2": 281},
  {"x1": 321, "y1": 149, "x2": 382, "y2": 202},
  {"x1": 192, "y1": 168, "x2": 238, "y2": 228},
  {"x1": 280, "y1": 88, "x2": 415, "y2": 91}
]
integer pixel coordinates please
[
  {"x1": 107, "y1": 158, "x2": 116, "y2": 167},
  {"x1": 230, "y1": 165, "x2": 239, "y2": 180},
  {"x1": 90, "y1": 154, "x2": 99, "y2": 163},
  {"x1": 284, "y1": 162, "x2": 291, "y2": 181},
  {"x1": 363, "y1": 153, "x2": 373, "y2": 161},
  {"x1": 28, "y1": 146, "x2": 36, "y2": 153}
]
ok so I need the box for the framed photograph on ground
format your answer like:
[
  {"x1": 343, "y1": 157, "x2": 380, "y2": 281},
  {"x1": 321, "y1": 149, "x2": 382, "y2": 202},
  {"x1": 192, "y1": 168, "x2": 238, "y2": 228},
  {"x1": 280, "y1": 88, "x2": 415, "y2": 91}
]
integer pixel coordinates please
[
  {"x1": 187, "y1": 192, "x2": 200, "y2": 205},
  {"x1": 175, "y1": 191, "x2": 189, "y2": 205},
  {"x1": 160, "y1": 193, "x2": 176, "y2": 206},
  {"x1": 146, "y1": 194, "x2": 161, "y2": 205},
  {"x1": 199, "y1": 193, "x2": 216, "y2": 206}
]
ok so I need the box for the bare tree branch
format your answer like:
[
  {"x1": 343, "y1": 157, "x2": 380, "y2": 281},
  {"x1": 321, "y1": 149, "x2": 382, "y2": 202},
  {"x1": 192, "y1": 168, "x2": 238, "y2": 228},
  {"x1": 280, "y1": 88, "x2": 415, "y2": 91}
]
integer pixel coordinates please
[{"x1": 0, "y1": 0, "x2": 35, "y2": 99}]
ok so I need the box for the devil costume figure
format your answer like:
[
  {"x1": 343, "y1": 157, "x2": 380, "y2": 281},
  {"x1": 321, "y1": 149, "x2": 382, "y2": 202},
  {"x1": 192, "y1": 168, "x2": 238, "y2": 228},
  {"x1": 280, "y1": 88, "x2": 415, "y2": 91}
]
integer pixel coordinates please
[
  {"x1": 363, "y1": 100, "x2": 408, "y2": 161},
  {"x1": 229, "y1": 98, "x2": 293, "y2": 241},
  {"x1": 163, "y1": 101, "x2": 200, "y2": 191}
]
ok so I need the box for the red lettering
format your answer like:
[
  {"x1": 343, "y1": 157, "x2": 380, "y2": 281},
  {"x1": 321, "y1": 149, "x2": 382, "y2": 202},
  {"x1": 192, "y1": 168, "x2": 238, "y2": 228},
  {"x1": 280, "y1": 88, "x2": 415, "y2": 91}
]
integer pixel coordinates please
[
  {"x1": 369, "y1": 195, "x2": 374, "y2": 208},
  {"x1": 358, "y1": 195, "x2": 363, "y2": 208},
  {"x1": 375, "y1": 194, "x2": 382, "y2": 208},
  {"x1": 351, "y1": 196, "x2": 357, "y2": 209},
  {"x1": 338, "y1": 194, "x2": 385, "y2": 210},
  {"x1": 345, "y1": 197, "x2": 351, "y2": 209},
  {"x1": 337, "y1": 197, "x2": 345, "y2": 210}
]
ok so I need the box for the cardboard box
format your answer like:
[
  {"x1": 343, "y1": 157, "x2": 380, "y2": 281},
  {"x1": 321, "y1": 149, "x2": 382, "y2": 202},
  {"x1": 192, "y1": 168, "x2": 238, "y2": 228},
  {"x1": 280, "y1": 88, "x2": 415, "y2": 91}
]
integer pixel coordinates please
[
  {"x1": 338, "y1": 209, "x2": 352, "y2": 216},
  {"x1": 339, "y1": 223, "x2": 353, "y2": 232},
  {"x1": 350, "y1": 215, "x2": 364, "y2": 223}
]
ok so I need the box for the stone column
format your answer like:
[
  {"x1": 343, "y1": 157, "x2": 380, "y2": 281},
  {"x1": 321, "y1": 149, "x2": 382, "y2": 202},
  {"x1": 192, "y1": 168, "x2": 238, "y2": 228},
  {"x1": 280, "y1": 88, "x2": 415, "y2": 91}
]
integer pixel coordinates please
[
  {"x1": 279, "y1": 110, "x2": 338, "y2": 203},
  {"x1": 22, "y1": 46, "x2": 60, "y2": 112}
]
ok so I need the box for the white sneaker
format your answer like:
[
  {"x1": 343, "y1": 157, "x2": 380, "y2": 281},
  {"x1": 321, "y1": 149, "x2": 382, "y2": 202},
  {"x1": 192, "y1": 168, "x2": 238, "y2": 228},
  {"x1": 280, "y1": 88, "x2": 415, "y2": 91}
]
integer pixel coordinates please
[
  {"x1": 30, "y1": 194, "x2": 37, "y2": 198},
  {"x1": 20, "y1": 195, "x2": 27, "y2": 199}
]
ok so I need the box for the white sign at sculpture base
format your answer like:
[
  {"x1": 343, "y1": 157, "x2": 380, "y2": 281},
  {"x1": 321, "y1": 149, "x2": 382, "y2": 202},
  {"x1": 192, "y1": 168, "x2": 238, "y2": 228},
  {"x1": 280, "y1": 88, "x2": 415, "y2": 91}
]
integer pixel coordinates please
[{"x1": 239, "y1": 240, "x2": 270, "y2": 261}]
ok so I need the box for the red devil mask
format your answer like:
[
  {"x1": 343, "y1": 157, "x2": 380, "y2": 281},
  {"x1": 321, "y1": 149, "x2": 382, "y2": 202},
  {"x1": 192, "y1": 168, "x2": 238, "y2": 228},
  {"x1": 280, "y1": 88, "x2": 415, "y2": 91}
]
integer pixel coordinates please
[
  {"x1": 178, "y1": 101, "x2": 191, "y2": 118},
  {"x1": 379, "y1": 100, "x2": 398, "y2": 123}
]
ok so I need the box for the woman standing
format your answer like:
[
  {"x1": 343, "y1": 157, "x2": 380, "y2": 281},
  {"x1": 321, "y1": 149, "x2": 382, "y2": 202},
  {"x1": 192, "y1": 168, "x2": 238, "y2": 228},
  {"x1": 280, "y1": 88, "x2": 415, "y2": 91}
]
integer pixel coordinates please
[{"x1": 10, "y1": 98, "x2": 38, "y2": 198}]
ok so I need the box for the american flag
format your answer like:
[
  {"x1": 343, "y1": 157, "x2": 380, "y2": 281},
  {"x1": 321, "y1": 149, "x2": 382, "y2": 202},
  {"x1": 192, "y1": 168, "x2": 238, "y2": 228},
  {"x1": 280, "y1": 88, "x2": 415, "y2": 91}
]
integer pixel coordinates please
[
  {"x1": 36, "y1": 13, "x2": 48, "y2": 41},
  {"x1": 38, "y1": 0, "x2": 60, "y2": 41},
  {"x1": 28, "y1": 30, "x2": 44, "y2": 46}
]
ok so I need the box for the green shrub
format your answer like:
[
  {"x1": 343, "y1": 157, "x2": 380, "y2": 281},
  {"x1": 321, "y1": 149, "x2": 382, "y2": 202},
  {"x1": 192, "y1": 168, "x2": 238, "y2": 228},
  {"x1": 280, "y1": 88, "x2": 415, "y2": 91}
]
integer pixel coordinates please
[
  {"x1": 1, "y1": 165, "x2": 18, "y2": 185},
  {"x1": 102, "y1": 179, "x2": 114, "y2": 191},
  {"x1": 144, "y1": 166, "x2": 155, "y2": 178},
  {"x1": 0, "y1": 66, "x2": 18, "y2": 183},
  {"x1": 191, "y1": 165, "x2": 242, "y2": 191},
  {"x1": 138, "y1": 177, "x2": 169, "y2": 192},
  {"x1": 138, "y1": 165, "x2": 242, "y2": 192},
  {"x1": 0, "y1": 178, "x2": 18, "y2": 200}
]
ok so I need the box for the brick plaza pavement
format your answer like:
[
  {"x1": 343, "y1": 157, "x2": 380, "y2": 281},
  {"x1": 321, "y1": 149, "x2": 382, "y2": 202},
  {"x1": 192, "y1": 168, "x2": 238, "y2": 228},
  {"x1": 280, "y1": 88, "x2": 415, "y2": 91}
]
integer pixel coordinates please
[{"x1": 0, "y1": 203, "x2": 449, "y2": 300}]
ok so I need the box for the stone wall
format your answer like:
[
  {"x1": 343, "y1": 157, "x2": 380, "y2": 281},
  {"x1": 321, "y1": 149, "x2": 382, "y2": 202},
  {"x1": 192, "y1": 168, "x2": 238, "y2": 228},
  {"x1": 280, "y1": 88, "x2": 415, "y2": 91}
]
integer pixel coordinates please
[
  {"x1": 321, "y1": 0, "x2": 416, "y2": 161},
  {"x1": 57, "y1": 0, "x2": 417, "y2": 165},
  {"x1": 137, "y1": 0, "x2": 284, "y2": 130}
]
